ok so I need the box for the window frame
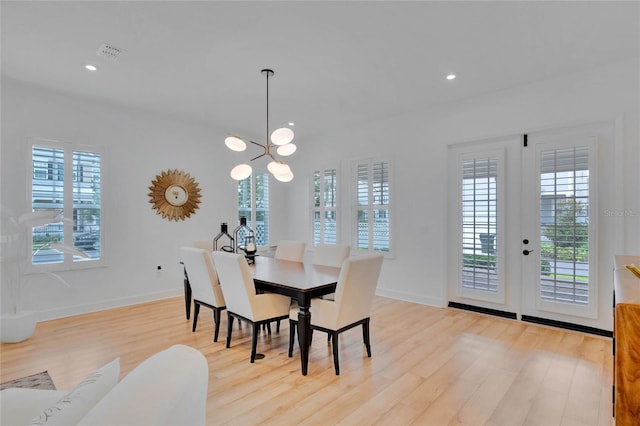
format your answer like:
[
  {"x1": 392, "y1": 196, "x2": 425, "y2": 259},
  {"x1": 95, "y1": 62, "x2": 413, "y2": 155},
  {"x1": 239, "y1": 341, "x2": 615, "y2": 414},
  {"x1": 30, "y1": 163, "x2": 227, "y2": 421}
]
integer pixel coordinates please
[
  {"x1": 351, "y1": 157, "x2": 394, "y2": 257},
  {"x1": 27, "y1": 138, "x2": 104, "y2": 273}
]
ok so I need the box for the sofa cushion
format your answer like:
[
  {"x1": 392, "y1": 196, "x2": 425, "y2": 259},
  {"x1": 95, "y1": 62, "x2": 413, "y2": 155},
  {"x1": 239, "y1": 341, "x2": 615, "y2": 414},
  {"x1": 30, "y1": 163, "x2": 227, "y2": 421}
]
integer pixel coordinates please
[
  {"x1": 78, "y1": 345, "x2": 208, "y2": 426},
  {"x1": 28, "y1": 358, "x2": 120, "y2": 425},
  {"x1": 0, "y1": 388, "x2": 67, "y2": 425}
]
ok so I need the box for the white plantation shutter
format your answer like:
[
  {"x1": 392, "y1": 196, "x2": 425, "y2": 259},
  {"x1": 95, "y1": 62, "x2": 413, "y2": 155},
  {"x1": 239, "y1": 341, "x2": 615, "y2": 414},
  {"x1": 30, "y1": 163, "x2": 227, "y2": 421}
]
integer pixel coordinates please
[
  {"x1": 454, "y1": 146, "x2": 505, "y2": 305},
  {"x1": 353, "y1": 159, "x2": 391, "y2": 254},
  {"x1": 72, "y1": 151, "x2": 101, "y2": 256},
  {"x1": 238, "y1": 172, "x2": 269, "y2": 247},
  {"x1": 312, "y1": 168, "x2": 337, "y2": 245},
  {"x1": 539, "y1": 146, "x2": 590, "y2": 305},
  {"x1": 31, "y1": 142, "x2": 102, "y2": 267},
  {"x1": 461, "y1": 156, "x2": 499, "y2": 293},
  {"x1": 32, "y1": 146, "x2": 65, "y2": 264}
]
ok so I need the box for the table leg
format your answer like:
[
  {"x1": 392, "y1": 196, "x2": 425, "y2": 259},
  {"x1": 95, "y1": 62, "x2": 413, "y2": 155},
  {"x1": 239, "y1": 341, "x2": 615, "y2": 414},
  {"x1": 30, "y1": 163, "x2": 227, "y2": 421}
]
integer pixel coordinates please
[
  {"x1": 184, "y1": 278, "x2": 192, "y2": 320},
  {"x1": 297, "y1": 304, "x2": 312, "y2": 376}
]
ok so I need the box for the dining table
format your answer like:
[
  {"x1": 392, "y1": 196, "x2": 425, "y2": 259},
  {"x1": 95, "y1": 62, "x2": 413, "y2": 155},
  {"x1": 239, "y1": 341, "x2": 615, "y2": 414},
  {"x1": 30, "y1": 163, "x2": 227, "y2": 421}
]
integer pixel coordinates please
[{"x1": 250, "y1": 255, "x2": 341, "y2": 376}]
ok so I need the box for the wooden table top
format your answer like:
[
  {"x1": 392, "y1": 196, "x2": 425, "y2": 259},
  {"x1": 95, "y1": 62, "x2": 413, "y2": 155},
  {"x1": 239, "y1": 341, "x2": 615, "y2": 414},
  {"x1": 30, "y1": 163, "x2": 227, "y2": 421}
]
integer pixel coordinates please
[{"x1": 251, "y1": 256, "x2": 340, "y2": 291}]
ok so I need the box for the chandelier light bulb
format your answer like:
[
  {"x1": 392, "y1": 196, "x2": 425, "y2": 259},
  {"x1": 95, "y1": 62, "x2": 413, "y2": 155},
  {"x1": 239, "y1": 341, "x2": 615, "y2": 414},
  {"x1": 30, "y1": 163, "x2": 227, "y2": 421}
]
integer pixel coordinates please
[
  {"x1": 268, "y1": 161, "x2": 289, "y2": 176},
  {"x1": 230, "y1": 163, "x2": 252, "y2": 180},
  {"x1": 225, "y1": 136, "x2": 247, "y2": 152},
  {"x1": 271, "y1": 127, "x2": 294, "y2": 146},
  {"x1": 267, "y1": 161, "x2": 280, "y2": 175},
  {"x1": 276, "y1": 143, "x2": 297, "y2": 156},
  {"x1": 274, "y1": 170, "x2": 294, "y2": 182}
]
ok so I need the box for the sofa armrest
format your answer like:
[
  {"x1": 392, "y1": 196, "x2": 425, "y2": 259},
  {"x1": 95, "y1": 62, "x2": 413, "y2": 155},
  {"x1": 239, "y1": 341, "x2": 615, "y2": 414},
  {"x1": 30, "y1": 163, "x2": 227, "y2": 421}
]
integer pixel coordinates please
[{"x1": 78, "y1": 345, "x2": 208, "y2": 426}]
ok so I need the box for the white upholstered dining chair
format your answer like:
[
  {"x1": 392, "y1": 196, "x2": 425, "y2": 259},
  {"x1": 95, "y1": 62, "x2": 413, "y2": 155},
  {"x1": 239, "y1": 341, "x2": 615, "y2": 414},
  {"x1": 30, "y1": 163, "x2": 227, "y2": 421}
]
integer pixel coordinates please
[
  {"x1": 288, "y1": 253, "x2": 384, "y2": 375},
  {"x1": 212, "y1": 251, "x2": 291, "y2": 363},
  {"x1": 179, "y1": 246, "x2": 226, "y2": 342},
  {"x1": 274, "y1": 240, "x2": 306, "y2": 262},
  {"x1": 313, "y1": 243, "x2": 351, "y2": 301},
  {"x1": 312, "y1": 243, "x2": 351, "y2": 268},
  {"x1": 193, "y1": 240, "x2": 213, "y2": 251}
]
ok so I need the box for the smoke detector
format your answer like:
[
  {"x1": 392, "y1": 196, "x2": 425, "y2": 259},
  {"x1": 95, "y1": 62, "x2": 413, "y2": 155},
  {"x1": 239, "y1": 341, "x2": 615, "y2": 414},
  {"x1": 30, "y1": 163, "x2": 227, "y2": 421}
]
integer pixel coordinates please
[{"x1": 96, "y1": 43, "x2": 124, "y2": 60}]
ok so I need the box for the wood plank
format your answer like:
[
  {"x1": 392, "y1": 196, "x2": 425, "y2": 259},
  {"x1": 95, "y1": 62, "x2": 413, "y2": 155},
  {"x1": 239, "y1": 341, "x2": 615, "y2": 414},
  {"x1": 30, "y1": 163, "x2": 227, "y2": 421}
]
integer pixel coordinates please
[{"x1": 0, "y1": 297, "x2": 613, "y2": 425}]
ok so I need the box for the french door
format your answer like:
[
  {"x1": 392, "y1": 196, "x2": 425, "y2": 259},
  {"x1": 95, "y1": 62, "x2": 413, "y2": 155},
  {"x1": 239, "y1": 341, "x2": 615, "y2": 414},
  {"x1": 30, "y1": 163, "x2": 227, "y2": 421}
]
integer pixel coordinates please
[
  {"x1": 448, "y1": 135, "x2": 522, "y2": 315},
  {"x1": 448, "y1": 124, "x2": 606, "y2": 326},
  {"x1": 521, "y1": 132, "x2": 598, "y2": 320}
]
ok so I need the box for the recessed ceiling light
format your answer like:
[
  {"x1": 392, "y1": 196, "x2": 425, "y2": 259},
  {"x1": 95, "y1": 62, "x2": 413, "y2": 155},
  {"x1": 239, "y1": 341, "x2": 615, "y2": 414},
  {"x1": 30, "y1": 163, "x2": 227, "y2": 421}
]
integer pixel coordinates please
[
  {"x1": 288, "y1": 122, "x2": 295, "y2": 126},
  {"x1": 446, "y1": 74, "x2": 456, "y2": 80},
  {"x1": 85, "y1": 64, "x2": 98, "y2": 71}
]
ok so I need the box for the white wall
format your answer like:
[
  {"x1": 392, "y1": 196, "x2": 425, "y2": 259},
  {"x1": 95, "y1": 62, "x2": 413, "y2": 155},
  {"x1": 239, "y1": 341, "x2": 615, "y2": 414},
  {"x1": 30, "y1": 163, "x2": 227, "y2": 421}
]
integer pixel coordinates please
[
  {"x1": 288, "y1": 59, "x2": 639, "y2": 331},
  {"x1": 2, "y1": 59, "x2": 638, "y2": 331},
  {"x1": 0, "y1": 79, "x2": 241, "y2": 320}
]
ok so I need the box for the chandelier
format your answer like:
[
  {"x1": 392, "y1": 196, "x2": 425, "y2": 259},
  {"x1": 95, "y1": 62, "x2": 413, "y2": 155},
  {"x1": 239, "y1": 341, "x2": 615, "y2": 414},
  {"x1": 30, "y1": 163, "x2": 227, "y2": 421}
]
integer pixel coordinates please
[{"x1": 224, "y1": 68, "x2": 296, "y2": 182}]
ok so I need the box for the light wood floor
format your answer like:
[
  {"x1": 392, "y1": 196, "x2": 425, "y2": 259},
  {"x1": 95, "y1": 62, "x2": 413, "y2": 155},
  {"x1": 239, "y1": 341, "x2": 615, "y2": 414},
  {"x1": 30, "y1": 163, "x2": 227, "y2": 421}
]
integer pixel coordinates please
[{"x1": 1, "y1": 297, "x2": 613, "y2": 425}]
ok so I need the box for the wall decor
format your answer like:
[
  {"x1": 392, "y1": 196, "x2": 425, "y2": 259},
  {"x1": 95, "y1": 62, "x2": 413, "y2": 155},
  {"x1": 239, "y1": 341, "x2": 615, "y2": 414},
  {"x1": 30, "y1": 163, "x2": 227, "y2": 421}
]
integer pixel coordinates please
[{"x1": 148, "y1": 169, "x2": 201, "y2": 221}]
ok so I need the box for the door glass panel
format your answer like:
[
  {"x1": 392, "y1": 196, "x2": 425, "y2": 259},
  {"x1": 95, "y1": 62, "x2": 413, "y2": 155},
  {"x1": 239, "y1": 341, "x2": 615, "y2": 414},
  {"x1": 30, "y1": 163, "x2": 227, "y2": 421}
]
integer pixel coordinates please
[
  {"x1": 461, "y1": 157, "x2": 499, "y2": 292},
  {"x1": 539, "y1": 147, "x2": 590, "y2": 305}
]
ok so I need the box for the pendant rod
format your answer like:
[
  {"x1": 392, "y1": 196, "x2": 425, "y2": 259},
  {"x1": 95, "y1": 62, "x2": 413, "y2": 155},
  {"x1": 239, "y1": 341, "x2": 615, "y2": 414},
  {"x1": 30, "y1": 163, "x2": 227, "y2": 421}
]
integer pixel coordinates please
[
  {"x1": 266, "y1": 71, "x2": 269, "y2": 146},
  {"x1": 261, "y1": 68, "x2": 274, "y2": 156}
]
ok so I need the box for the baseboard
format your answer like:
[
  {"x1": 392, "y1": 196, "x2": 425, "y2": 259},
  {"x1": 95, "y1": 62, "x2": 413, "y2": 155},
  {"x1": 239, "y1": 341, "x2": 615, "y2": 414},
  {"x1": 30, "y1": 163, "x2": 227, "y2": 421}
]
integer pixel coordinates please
[
  {"x1": 376, "y1": 288, "x2": 443, "y2": 307},
  {"x1": 35, "y1": 289, "x2": 183, "y2": 322},
  {"x1": 521, "y1": 315, "x2": 612, "y2": 337},
  {"x1": 447, "y1": 302, "x2": 517, "y2": 320}
]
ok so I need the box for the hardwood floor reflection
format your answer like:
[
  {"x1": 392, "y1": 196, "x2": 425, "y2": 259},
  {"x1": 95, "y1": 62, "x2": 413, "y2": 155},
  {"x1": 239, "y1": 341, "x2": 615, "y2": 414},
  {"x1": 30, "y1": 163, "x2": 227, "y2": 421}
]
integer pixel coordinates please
[{"x1": 0, "y1": 297, "x2": 613, "y2": 425}]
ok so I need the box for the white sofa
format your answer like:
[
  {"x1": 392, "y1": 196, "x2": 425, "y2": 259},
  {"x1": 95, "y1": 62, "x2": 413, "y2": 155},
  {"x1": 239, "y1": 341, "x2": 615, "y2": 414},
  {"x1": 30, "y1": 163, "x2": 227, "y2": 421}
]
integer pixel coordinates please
[{"x1": 0, "y1": 344, "x2": 208, "y2": 426}]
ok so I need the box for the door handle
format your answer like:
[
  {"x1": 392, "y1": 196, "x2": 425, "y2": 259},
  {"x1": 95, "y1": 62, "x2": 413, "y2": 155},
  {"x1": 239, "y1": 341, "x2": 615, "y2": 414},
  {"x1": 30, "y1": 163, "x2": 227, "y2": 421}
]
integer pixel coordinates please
[{"x1": 523, "y1": 249, "x2": 534, "y2": 256}]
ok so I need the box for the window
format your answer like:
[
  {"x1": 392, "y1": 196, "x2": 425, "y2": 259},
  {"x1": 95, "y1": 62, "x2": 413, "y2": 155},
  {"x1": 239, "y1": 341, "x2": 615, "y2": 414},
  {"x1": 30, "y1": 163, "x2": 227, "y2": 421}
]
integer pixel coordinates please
[
  {"x1": 352, "y1": 159, "x2": 392, "y2": 254},
  {"x1": 237, "y1": 172, "x2": 269, "y2": 247},
  {"x1": 312, "y1": 168, "x2": 338, "y2": 245},
  {"x1": 31, "y1": 141, "x2": 102, "y2": 267}
]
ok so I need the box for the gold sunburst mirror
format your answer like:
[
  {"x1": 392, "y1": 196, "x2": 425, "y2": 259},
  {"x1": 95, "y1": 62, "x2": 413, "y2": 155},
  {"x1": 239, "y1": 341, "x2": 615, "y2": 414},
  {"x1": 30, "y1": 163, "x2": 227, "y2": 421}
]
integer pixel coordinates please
[{"x1": 148, "y1": 169, "x2": 201, "y2": 221}]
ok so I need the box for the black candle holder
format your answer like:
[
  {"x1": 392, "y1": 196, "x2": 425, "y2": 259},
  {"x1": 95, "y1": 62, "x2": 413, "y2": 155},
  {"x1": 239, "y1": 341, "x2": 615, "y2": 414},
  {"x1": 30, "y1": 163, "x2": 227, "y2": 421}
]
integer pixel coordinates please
[{"x1": 213, "y1": 223, "x2": 234, "y2": 252}]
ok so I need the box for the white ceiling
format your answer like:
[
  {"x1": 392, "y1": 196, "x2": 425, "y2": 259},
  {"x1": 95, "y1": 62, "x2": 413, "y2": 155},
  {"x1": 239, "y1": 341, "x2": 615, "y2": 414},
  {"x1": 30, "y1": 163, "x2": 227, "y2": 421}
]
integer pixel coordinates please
[{"x1": 2, "y1": 1, "x2": 638, "y2": 142}]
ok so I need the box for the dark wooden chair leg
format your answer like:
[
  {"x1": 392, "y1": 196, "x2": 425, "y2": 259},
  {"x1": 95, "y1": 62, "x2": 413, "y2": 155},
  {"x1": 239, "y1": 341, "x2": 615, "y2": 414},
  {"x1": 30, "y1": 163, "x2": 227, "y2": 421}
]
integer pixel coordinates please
[
  {"x1": 226, "y1": 313, "x2": 234, "y2": 348},
  {"x1": 250, "y1": 323, "x2": 259, "y2": 363},
  {"x1": 332, "y1": 331, "x2": 340, "y2": 375},
  {"x1": 276, "y1": 319, "x2": 281, "y2": 333},
  {"x1": 213, "y1": 308, "x2": 221, "y2": 342},
  {"x1": 192, "y1": 303, "x2": 200, "y2": 332},
  {"x1": 288, "y1": 319, "x2": 296, "y2": 357},
  {"x1": 363, "y1": 319, "x2": 371, "y2": 357},
  {"x1": 266, "y1": 322, "x2": 272, "y2": 334}
]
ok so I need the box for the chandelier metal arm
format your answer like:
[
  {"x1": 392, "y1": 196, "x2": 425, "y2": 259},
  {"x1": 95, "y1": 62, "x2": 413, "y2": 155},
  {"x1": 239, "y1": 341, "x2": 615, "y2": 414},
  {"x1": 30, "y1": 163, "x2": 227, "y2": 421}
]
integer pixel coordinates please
[
  {"x1": 250, "y1": 152, "x2": 267, "y2": 162},
  {"x1": 247, "y1": 139, "x2": 265, "y2": 148}
]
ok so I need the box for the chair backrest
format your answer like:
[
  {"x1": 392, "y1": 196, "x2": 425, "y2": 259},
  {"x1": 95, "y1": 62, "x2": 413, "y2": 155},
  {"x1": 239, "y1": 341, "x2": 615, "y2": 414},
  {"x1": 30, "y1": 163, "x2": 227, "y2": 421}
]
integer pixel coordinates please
[
  {"x1": 333, "y1": 253, "x2": 384, "y2": 328},
  {"x1": 193, "y1": 240, "x2": 213, "y2": 251},
  {"x1": 211, "y1": 251, "x2": 257, "y2": 320},
  {"x1": 312, "y1": 244, "x2": 351, "y2": 268},
  {"x1": 179, "y1": 246, "x2": 225, "y2": 307},
  {"x1": 274, "y1": 240, "x2": 306, "y2": 262}
]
